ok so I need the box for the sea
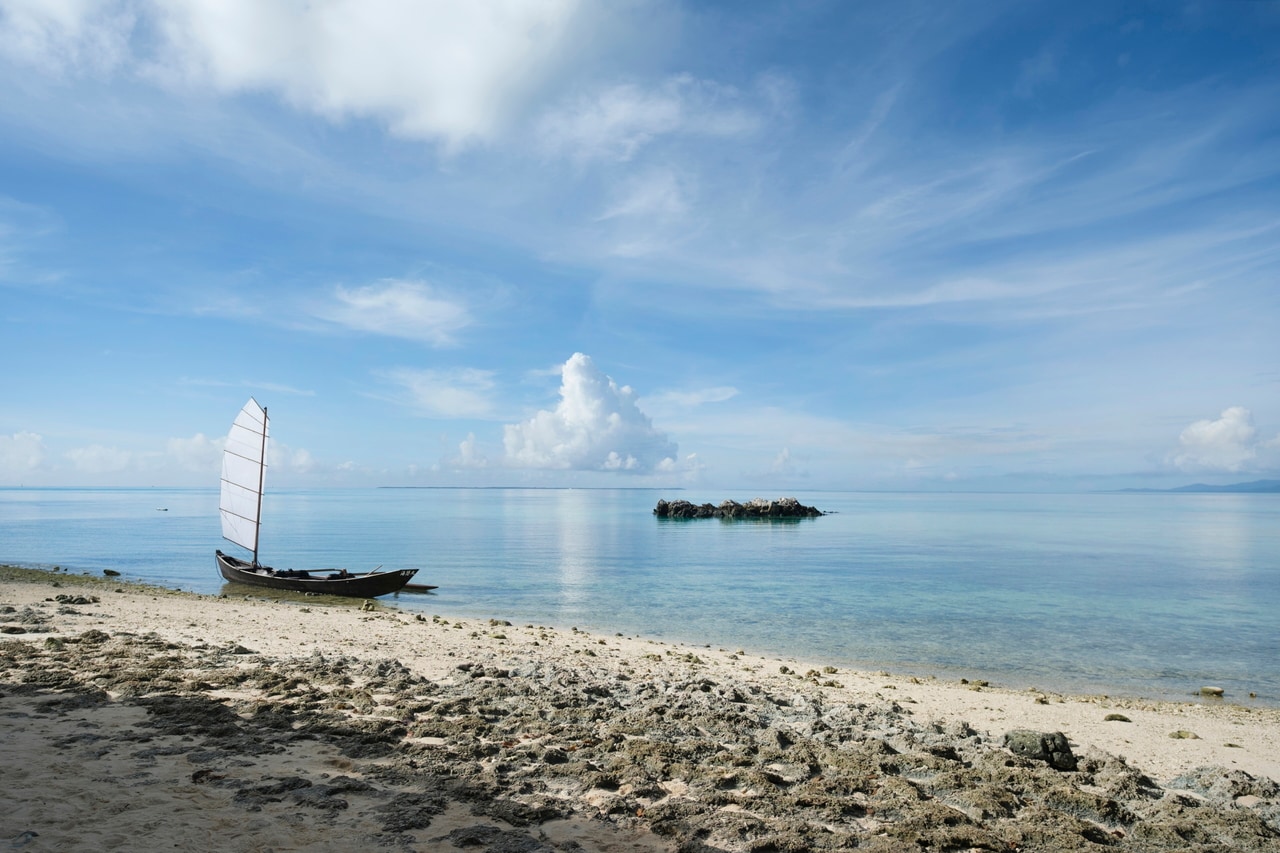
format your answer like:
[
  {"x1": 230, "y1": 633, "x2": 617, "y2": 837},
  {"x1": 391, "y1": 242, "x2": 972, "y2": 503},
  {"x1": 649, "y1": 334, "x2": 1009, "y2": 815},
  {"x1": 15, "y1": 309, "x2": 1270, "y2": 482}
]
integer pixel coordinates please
[{"x1": 2, "y1": 487, "x2": 1277, "y2": 707}]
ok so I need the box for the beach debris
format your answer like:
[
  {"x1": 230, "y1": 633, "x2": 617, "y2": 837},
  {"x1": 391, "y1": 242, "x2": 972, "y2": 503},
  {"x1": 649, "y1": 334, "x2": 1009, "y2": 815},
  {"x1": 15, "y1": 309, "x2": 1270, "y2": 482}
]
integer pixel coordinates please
[
  {"x1": 1104, "y1": 713, "x2": 1133, "y2": 722},
  {"x1": 1003, "y1": 729, "x2": 1078, "y2": 770}
]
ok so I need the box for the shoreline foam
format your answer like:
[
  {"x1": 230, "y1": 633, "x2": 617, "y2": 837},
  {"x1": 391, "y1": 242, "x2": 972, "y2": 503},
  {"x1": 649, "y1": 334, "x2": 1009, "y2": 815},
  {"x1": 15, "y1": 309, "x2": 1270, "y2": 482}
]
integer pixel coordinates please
[{"x1": 4, "y1": 565, "x2": 1279, "y2": 850}]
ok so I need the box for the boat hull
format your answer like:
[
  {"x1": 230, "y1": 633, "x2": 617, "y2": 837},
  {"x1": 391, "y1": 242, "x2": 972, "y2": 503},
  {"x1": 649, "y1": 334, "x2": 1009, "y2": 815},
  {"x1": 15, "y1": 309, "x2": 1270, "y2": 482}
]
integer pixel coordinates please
[{"x1": 215, "y1": 550, "x2": 418, "y2": 598}]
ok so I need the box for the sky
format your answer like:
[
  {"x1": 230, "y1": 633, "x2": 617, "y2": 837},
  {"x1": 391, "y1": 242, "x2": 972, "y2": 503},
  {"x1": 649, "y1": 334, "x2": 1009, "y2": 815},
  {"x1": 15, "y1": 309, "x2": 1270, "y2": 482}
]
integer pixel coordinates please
[{"x1": 1, "y1": 0, "x2": 1278, "y2": 492}]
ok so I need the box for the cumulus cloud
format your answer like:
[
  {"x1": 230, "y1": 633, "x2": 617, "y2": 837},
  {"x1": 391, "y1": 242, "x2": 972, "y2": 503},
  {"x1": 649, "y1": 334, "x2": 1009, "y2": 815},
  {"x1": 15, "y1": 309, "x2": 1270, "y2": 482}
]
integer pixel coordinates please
[
  {"x1": 64, "y1": 443, "x2": 131, "y2": 473},
  {"x1": 379, "y1": 366, "x2": 495, "y2": 417},
  {"x1": 166, "y1": 432, "x2": 221, "y2": 472},
  {"x1": 317, "y1": 279, "x2": 469, "y2": 346},
  {"x1": 1170, "y1": 406, "x2": 1272, "y2": 473},
  {"x1": 0, "y1": 430, "x2": 45, "y2": 475},
  {"x1": 279, "y1": 446, "x2": 315, "y2": 475},
  {"x1": 503, "y1": 353, "x2": 677, "y2": 472},
  {"x1": 454, "y1": 432, "x2": 487, "y2": 468},
  {"x1": 1, "y1": 0, "x2": 581, "y2": 149}
]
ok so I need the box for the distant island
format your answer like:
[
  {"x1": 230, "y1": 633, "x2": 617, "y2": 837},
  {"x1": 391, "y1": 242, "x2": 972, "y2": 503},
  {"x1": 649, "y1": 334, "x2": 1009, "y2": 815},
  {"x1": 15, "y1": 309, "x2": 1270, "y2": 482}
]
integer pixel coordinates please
[{"x1": 1116, "y1": 479, "x2": 1280, "y2": 494}]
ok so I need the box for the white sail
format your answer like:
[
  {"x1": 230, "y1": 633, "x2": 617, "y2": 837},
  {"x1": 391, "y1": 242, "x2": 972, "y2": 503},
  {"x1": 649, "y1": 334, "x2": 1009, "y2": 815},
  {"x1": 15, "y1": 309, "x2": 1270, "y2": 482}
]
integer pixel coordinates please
[{"x1": 220, "y1": 398, "x2": 268, "y2": 557}]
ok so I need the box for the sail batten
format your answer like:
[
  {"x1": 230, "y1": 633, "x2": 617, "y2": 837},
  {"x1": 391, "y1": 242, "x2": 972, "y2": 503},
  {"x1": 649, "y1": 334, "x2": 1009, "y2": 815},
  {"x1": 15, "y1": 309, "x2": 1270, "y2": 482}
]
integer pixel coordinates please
[{"x1": 219, "y1": 398, "x2": 268, "y2": 560}]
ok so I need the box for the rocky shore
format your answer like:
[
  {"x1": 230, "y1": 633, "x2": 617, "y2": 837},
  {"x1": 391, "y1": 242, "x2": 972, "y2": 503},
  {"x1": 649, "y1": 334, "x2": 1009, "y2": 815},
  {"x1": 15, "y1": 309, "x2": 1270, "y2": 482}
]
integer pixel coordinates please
[
  {"x1": 3, "y1": 565, "x2": 1279, "y2": 851},
  {"x1": 653, "y1": 497, "x2": 824, "y2": 519}
]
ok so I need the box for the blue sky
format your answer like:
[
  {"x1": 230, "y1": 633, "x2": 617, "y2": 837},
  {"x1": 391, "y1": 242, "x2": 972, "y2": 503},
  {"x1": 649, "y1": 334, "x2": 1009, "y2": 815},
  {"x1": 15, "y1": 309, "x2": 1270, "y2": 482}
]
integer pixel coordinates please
[{"x1": 1, "y1": 0, "x2": 1278, "y2": 491}]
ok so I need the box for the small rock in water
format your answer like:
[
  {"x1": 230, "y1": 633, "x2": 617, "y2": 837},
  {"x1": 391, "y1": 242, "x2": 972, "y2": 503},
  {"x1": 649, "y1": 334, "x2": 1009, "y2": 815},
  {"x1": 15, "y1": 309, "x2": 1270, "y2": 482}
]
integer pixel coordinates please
[
  {"x1": 103, "y1": 569, "x2": 120, "y2": 577},
  {"x1": 653, "y1": 496, "x2": 823, "y2": 519},
  {"x1": 1200, "y1": 686, "x2": 1225, "y2": 698}
]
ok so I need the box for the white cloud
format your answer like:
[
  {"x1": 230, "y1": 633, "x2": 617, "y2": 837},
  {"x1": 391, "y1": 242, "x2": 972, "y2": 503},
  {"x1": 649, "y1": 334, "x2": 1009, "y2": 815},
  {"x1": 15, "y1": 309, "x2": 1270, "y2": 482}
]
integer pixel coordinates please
[
  {"x1": 538, "y1": 74, "x2": 761, "y2": 163},
  {"x1": 597, "y1": 168, "x2": 689, "y2": 223},
  {"x1": 317, "y1": 279, "x2": 469, "y2": 345},
  {"x1": 503, "y1": 352, "x2": 677, "y2": 472},
  {"x1": 455, "y1": 432, "x2": 487, "y2": 468},
  {"x1": 0, "y1": 0, "x2": 134, "y2": 74},
  {"x1": 1, "y1": 0, "x2": 582, "y2": 150},
  {"x1": 282, "y1": 446, "x2": 315, "y2": 474},
  {"x1": 645, "y1": 385, "x2": 739, "y2": 408},
  {"x1": 378, "y1": 366, "x2": 495, "y2": 417},
  {"x1": 64, "y1": 443, "x2": 131, "y2": 473},
  {"x1": 658, "y1": 452, "x2": 704, "y2": 479},
  {"x1": 0, "y1": 430, "x2": 45, "y2": 475},
  {"x1": 1170, "y1": 406, "x2": 1266, "y2": 473},
  {"x1": 166, "y1": 432, "x2": 221, "y2": 471}
]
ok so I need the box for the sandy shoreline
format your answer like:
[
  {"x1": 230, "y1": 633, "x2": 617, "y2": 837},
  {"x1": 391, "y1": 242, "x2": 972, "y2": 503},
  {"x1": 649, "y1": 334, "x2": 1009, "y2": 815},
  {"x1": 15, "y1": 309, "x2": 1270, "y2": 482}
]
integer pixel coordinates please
[{"x1": 3, "y1": 565, "x2": 1279, "y2": 851}]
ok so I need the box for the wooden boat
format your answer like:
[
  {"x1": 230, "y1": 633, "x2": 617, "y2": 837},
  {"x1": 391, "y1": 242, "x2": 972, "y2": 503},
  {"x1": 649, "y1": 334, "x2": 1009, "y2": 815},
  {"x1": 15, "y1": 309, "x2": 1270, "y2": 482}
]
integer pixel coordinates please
[
  {"x1": 216, "y1": 398, "x2": 420, "y2": 598},
  {"x1": 216, "y1": 549, "x2": 418, "y2": 597}
]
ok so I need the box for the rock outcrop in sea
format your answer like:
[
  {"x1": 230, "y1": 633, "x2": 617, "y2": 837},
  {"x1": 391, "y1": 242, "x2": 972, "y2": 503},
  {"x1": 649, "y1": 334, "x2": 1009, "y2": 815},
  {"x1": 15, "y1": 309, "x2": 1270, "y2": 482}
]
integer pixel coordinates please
[{"x1": 653, "y1": 496, "x2": 824, "y2": 519}]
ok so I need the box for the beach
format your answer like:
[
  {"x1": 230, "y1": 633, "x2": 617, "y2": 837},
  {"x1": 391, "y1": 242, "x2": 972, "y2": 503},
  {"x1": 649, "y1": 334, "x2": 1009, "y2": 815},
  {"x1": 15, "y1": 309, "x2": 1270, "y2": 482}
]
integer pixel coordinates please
[{"x1": 3, "y1": 565, "x2": 1279, "y2": 851}]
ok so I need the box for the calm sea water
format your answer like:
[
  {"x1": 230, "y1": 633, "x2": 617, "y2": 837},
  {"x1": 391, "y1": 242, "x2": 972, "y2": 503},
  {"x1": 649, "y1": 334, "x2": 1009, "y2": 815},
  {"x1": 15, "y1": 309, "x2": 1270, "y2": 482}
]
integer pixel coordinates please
[{"x1": 2, "y1": 487, "x2": 1277, "y2": 706}]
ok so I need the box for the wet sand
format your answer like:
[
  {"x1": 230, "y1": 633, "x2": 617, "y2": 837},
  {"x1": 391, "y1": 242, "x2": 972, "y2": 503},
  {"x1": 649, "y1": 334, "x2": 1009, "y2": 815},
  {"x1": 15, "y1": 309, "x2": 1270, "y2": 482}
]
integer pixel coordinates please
[{"x1": 3, "y1": 565, "x2": 1278, "y2": 851}]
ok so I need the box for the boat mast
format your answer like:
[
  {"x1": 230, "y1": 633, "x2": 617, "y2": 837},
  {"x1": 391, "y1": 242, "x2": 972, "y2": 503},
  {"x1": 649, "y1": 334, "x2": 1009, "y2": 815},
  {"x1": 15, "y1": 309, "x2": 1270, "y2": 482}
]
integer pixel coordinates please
[{"x1": 253, "y1": 405, "x2": 267, "y2": 567}]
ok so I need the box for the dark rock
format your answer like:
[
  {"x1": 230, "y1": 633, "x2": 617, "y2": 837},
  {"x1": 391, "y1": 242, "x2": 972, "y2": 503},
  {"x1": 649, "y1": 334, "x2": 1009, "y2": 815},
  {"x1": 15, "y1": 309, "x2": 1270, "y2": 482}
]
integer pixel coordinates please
[
  {"x1": 654, "y1": 497, "x2": 823, "y2": 519},
  {"x1": 1004, "y1": 729, "x2": 1077, "y2": 771},
  {"x1": 54, "y1": 594, "x2": 99, "y2": 606},
  {"x1": 377, "y1": 792, "x2": 448, "y2": 833},
  {"x1": 440, "y1": 825, "x2": 552, "y2": 851},
  {"x1": 1168, "y1": 766, "x2": 1280, "y2": 804}
]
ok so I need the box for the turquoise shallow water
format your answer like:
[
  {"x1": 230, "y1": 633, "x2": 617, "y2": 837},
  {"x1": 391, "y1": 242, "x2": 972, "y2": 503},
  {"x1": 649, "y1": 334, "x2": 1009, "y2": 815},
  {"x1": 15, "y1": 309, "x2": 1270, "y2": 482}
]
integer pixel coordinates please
[{"x1": 2, "y1": 487, "x2": 1277, "y2": 706}]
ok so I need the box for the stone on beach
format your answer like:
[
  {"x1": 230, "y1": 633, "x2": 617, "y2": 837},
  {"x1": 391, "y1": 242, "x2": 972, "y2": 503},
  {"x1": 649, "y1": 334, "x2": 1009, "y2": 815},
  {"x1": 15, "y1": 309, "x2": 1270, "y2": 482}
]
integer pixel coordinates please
[{"x1": 1003, "y1": 729, "x2": 1079, "y2": 771}]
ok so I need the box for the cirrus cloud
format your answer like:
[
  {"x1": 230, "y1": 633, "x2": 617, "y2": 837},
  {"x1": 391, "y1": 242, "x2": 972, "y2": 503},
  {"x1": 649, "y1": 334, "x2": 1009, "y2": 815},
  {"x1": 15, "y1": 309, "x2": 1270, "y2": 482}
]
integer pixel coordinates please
[
  {"x1": 377, "y1": 366, "x2": 496, "y2": 418},
  {"x1": 315, "y1": 279, "x2": 470, "y2": 346},
  {"x1": 538, "y1": 74, "x2": 763, "y2": 163}
]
